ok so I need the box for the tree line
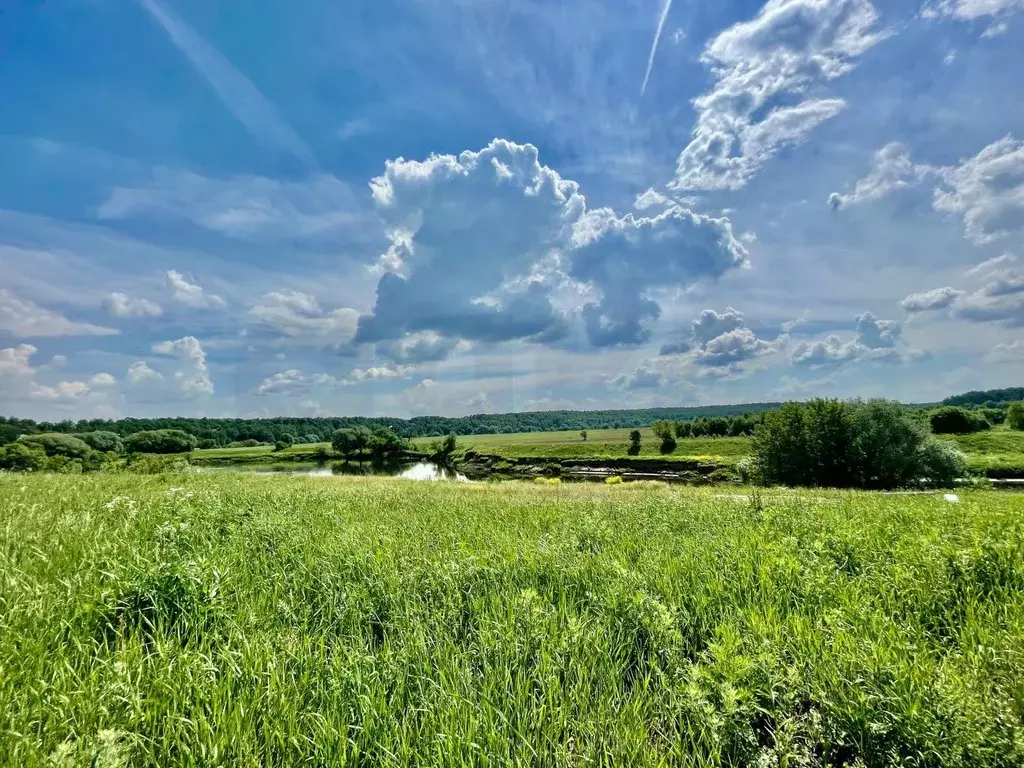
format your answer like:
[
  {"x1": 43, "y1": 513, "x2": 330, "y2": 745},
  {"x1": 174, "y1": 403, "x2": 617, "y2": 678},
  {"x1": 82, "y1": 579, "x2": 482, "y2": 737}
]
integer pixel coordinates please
[{"x1": 0, "y1": 403, "x2": 782, "y2": 448}]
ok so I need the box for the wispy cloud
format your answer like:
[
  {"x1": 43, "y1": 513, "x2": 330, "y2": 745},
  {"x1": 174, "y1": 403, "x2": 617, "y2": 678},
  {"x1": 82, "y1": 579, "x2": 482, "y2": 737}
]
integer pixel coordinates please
[
  {"x1": 134, "y1": 0, "x2": 316, "y2": 168},
  {"x1": 640, "y1": 0, "x2": 672, "y2": 97}
]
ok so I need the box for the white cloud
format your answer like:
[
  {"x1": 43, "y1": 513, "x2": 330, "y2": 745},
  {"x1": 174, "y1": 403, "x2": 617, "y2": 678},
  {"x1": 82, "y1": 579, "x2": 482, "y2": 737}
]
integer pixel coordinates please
[
  {"x1": 135, "y1": 0, "x2": 315, "y2": 167},
  {"x1": 670, "y1": 0, "x2": 887, "y2": 191},
  {"x1": 0, "y1": 289, "x2": 118, "y2": 337},
  {"x1": 103, "y1": 292, "x2": 162, "y2": 318},
  {"x1": 166, "y1": 270, "x2": 226, "y2": 309},
  {"x1": 987, "y1": 340, "x2": 1024, "y2": 362},
  {"x1": 255, "y1": 369, "x2": 330, "y2": 396},
  {"x1": 0, "y1": 344, "x2": 37, "y2": 379},
  {"x1": 29, "y1": 380, "x2": 92, "y2": 401},
  {"x1": 791, "y1": 312, "x2": 910, "y2": 368},
  {"x1": 901, "y1": 254, "x2": 1024, "y2": 326},
  {"x1": 127, "y1": 361, "x2": 162, "y2": 385},
  {"x1": 378, "y1": 331, "x2": 467, "y2": 364},
  {"x1": 933, "y1": 136, "x2": 1024, "y2": 244},
  {"x1": 828, "y1": 142, "x2": 935, "y2": 209},
  {"x1": 901, "y1": 286, "x2": 965, "y2": 312},
  {"x1": 690, "y1": 307, "x2": 747, "y2": 345},
  {"x1": 88, "y1": 373, "x2": 116, "y2": 388},
  {"x1": 152, "y1": 336, "x2": 214, "y2": 396},
  {"x1": 359, "y1": 139, "x2": 747, "y2": 352},
  {"x1": 250, "y1": 290, "x2": 359, "y2": 345},
  {"x1": 344, "y1": 365, "x2": 413, "y2": 384},
  {"x1": 696, "y1": 327, "x2": 774, "y2": 366},
  {"x1": 570, "y1": 207, "x2": 748, "y2": 346},
  {"x1": 611, "y1": 364, "x2": 667, "y2": 390},
  {"x1": 922, "y1": 0, "x2": 1023, "y2": 23}
]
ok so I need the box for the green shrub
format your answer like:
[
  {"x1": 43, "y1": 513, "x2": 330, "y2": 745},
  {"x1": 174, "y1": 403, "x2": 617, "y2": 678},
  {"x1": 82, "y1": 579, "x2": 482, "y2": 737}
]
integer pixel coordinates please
[
  {"x1": 605, "y1": 475, "x2": 624, "y2": 485},
  {"x1": 930, "y1": 407, "x2": 990, "y2": 434},
  {"x1": 77, "y1": 431, "x2": 124, "y2": 454},
  {"x1": 0, "y1": 442, "x2": 47, "y2": 471},
  {"x1": 124, "y1": 430, "x2": 198, "y2": 455},
  {"x1": 19, "y1": 433, "x2": 95, "y2": 460},
  {"x1": 1009, "y1": 402, "x2": 1024, "y2": 431},
  {"x1": 753, "y1": 399, "x2": 963, "y2": 489}
]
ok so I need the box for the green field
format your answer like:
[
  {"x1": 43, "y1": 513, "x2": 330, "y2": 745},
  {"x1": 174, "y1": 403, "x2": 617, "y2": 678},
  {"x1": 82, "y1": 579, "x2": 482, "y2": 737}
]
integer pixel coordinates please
[
  {"x1": 946, "y1": 429, "x2": 1024, "y2": 477},
  {"x1": 3, "y1": 473, "x2": 1024, "y2": 766},
  {"x1": 188, "y1": 425, "x2": 1024, "y2": 479},
  {"x1": 425, "y1": 428, "x2": 754, "y2": 463}
]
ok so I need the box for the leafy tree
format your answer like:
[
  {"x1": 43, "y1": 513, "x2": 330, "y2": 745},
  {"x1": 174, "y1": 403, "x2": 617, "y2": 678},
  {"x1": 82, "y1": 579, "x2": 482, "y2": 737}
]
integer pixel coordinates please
[
  {"x1": 77, "y1": 431, "x2": 124, "y2": 454},
  {"x1": 627, "y1": 429, "x2": 642, "y2": 456},
  {"x1": 675, "y1": 421, "x2": 692, "y2": 439},
  {"x1": 332, "y1": 429, "x2": 357, "y2": 457},
  {"x1": 274, "y1": 440, "x2": 289, "y2": 452},
  {"x1": 124, "y1": 430, "x2": 198, "y2": 455},
  {"x1": 368, "y1": 428, "x2": 406, "y2": 459},
  {"x1": 580, "y1": 430, "x2": 587, "y2": 441},
  {"x1": 1009, "y1": 402, "x2": 1024, "y2": 431}
]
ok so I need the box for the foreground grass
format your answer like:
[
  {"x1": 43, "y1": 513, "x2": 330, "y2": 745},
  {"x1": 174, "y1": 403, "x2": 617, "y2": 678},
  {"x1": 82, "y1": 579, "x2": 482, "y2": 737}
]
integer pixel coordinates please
[{"x1": 3, "y1": 475, "x2": 1024, "y2": 766}]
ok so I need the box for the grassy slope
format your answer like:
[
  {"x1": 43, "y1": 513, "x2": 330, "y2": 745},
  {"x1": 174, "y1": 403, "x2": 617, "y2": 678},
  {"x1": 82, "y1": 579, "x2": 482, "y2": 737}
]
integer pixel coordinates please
[
  {"x1": 946, "y1": 428, "x2": 1024, "y2": 476},
  {"x1": 3, "y1": 474, "x2": 1024, "y2": 766}
]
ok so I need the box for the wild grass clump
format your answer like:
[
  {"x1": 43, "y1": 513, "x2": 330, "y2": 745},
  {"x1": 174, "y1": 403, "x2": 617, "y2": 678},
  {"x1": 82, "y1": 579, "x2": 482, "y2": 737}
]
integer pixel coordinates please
[
  {"x1": 534, "y1": 476, "x2": 561, "y2": 485},
  {"x1": 2, "y1": 474, "x2": 1024, "y2": 766},
  {"x1": 605, "y1": 475, "x2": 623, "y2": 484}
]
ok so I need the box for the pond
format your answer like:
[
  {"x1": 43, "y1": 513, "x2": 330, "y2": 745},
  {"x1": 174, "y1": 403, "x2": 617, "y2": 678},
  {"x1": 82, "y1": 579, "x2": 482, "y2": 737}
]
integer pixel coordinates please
[{"x1": 246, "y1": 461, "x2": 470, "y2": 482}]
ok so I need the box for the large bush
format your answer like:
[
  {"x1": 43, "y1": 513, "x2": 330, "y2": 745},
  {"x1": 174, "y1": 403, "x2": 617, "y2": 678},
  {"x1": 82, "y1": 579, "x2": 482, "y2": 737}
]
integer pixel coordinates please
[
  {"x1": 19, "y1": 433, "x2": 95, "y2": 460},
  {"x1": 752, "y1": 399, "x2": 966, "y2": 489},
  {"x1": 77, "y1": 431, "x2": 125, "y2": 454},
  {"x1": 929, "y1": 407, "x2": 990, "y2": 435},
  {"x1": 1009, "y1": 402, "x2": 1024, "y2": 431},
  {"x1": 124, "y1": 430, "x2": 198, "y2": 455},
  {"x1": 0, "y1": 442, "x2": 47, "y2": 471}
]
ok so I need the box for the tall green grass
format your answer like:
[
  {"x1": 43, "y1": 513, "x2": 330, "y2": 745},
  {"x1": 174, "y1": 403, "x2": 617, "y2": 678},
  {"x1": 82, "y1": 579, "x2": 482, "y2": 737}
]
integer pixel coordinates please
[{"x1": 2, "y1": 474, "x2": 1024, "y2": 766}]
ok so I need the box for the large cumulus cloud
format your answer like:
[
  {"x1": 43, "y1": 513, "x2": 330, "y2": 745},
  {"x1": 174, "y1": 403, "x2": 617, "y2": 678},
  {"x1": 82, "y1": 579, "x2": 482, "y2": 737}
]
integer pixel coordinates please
[{"x1": 357, "y1": 139, "x2": 748, "y2": 354}]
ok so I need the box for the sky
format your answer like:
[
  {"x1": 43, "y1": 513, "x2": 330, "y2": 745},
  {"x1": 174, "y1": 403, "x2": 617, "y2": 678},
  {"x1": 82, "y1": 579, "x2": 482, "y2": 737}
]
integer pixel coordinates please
[{"x1": 1, "y1": 0, "x2": 1023, "y2": 421}]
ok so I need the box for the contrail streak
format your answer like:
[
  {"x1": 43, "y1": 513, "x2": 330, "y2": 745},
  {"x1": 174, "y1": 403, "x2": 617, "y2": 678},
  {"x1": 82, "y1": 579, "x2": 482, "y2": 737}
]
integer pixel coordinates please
[
  {"x1": 135, "y1": 0, "x2": 316, "y2": 168},
  {"x1": 640, "y1": 0, "x2": 673, "y2": 98}
]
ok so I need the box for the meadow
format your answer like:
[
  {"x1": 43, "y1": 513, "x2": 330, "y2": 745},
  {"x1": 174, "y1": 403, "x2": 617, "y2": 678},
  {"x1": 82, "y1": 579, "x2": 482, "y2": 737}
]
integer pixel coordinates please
[{"x1": 3, "y1": 473, "x2": 1024, "y2": 766}]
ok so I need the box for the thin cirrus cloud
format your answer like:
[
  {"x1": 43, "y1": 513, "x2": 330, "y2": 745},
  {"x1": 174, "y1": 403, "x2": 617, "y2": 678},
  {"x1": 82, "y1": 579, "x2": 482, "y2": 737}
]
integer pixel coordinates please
[
  {"x1": 133, "y1": 0, "x2": 316, "y2": 168},
  {"x1": 0, "y1": 289, "x2": 118, "y2": 337},
  {"x1": 671, "y1": 0, "x2": 888, "y2": 192}
]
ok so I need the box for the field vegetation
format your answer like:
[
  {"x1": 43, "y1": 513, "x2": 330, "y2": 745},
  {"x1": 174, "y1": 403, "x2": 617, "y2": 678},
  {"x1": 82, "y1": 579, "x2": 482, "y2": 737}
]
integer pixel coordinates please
[{"x1": 2, "y1": 474, "x2": 1024, "y2": 766}]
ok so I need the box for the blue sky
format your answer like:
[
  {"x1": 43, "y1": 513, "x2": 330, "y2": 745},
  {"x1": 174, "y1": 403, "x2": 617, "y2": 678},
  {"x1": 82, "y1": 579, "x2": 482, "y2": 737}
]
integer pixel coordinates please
[{"x1": 1, "y1": 0, "x2": 1023, "y2": 420}]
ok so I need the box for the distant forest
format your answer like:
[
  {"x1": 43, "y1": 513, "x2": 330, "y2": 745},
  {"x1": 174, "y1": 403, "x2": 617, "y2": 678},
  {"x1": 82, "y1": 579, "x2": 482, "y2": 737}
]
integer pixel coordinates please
[
  {"x1": 942, "y1": 387, "x2": 1024, "y2": 407},
  {"x1": 1, "y1": 403, "x2": 782, "y2": 447},
  {"x1": 2, "y1": 387, "x2": 1019, "y2": 448}
]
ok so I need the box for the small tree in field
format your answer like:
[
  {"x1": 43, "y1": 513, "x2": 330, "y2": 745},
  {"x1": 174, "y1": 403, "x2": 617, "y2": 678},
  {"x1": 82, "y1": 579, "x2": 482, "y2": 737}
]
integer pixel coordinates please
[
  {"x1": 652, "y1": 420, "x2": 677, "y2": 454},
  {"x1": 627, "y1": 429, "x2": 642, "y2": 456},
  {"x1": 580, "y1": 430, "x2": 587, "y2": 441},
  {"x1": 1009, "y1": 402, "x2": 1024, "y2": 431}
]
